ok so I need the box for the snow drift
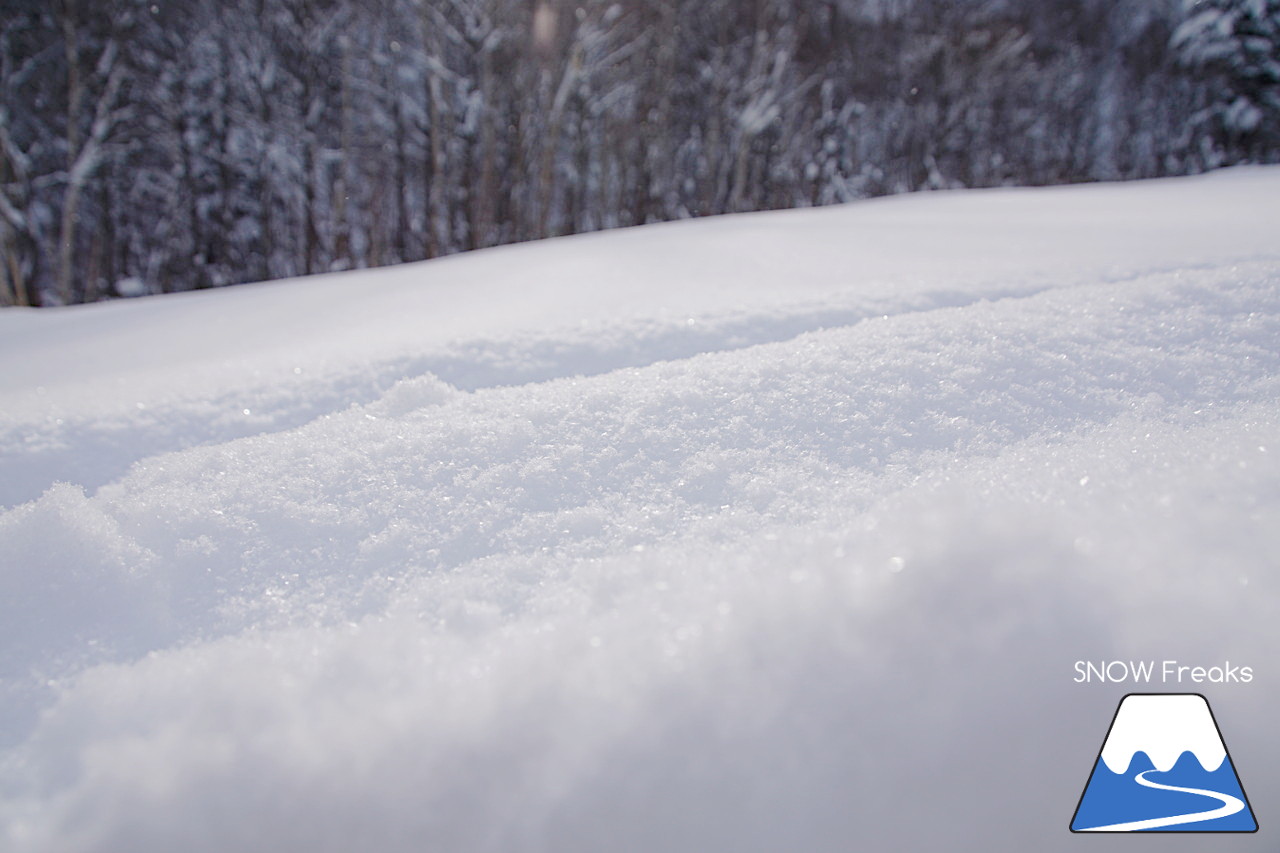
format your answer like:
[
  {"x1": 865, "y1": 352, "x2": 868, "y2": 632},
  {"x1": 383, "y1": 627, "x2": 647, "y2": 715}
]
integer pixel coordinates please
[{"x1": 2, "y1": 169, "x2": 1279, "y2": 851}]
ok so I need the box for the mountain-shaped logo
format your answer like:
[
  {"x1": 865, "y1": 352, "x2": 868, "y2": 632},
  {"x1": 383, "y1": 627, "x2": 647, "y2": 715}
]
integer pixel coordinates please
[{"x1": 1071, "y1": 693, "x2": 1257, "y2": 832}]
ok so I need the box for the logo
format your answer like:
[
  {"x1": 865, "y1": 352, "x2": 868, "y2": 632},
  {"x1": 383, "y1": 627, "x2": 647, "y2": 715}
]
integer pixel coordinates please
[{"x1": 1070, "y1": 693, "x2": 1257, "y2": 832}]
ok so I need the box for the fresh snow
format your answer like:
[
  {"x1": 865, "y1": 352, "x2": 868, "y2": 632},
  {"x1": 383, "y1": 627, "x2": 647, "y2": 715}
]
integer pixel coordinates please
[{"x1": 2, "y1": 168, "x2": 1279, "y2": 851}]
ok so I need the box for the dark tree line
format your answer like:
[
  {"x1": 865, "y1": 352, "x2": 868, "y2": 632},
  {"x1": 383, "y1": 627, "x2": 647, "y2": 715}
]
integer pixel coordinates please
[{"x1": 2, "y1": 0, "x2": 1278, "y2": 306}]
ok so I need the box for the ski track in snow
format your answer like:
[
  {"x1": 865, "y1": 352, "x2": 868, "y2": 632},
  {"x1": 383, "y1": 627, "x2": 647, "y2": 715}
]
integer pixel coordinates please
[
  {"x1": 2, "y1": 170, "x2": 1279, "y2": 852},
  {"x1": 1, "y1": 281, "x2": 1056, "y2": 510},
  {"x1": 0, "y1": 259, "x2": 1269, "y2": 512}
]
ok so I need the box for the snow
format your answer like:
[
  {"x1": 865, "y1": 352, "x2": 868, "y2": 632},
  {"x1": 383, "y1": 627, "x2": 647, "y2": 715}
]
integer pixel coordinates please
[
  {"x1": 1099, "y1": 695, "x2": 1226, "y2": 774},
  {"x1": 2, "y1": 167, "x2": 1280, "y2": 851}
]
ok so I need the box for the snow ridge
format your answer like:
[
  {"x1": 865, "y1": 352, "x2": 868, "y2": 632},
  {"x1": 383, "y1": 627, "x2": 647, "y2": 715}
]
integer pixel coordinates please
[{"x1": 1, "y1": 283, "x2": 1049, "y2": 510}]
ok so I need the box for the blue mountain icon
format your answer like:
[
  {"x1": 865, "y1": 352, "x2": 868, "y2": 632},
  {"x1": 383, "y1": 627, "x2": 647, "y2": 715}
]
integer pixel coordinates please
[{"x1": 1071, "y1": 694, "x2": 1257, "y2": 832}]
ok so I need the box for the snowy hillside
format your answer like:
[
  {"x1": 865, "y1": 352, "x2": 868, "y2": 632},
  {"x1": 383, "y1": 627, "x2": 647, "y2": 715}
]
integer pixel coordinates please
[{"x1": 2, "y1": 169, "x2": 1279, "y2": 851}]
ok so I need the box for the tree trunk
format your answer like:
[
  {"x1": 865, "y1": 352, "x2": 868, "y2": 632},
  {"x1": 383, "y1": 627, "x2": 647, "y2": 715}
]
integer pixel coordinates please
[
  {"x1": 0, "y1": 136, "x2": 31, "y2": 306},
  {"x1": 58, "y1": 180, "x2": 84, "y2": 304},
  {"x1": 57, "y1": 0, "x2": 83, "y2": 304},
  {"x1": 333, "y1": 34, "x2": 353, "y2": 270},
  {"x1": 392, "y1": 91, "x2": 409, "y2": 263},
  {"x1": 426, "y1": 72, "x2": 446, "y2": 258},
  {"x1": 304, "y1": 140, "x2": 318, "y2": 275},
  {"x1": 472, "y1": 38, "x2": 497, "y2": 249}
]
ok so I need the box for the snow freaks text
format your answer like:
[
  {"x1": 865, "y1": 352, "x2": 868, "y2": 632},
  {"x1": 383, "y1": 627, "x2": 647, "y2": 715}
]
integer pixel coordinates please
[{"x1": 1074, "y1": 661, "x2": 1253, "y2": 685}]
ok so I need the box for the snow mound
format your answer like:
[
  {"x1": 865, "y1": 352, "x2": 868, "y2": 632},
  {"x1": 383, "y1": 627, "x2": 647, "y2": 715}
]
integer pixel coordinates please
[{"x1": 2, "y1": 169, "x2": 1279, "y2": 851}]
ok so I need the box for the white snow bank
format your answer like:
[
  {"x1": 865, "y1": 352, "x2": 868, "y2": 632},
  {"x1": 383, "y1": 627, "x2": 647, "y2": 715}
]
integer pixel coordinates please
[{"x1": 2, "y1": 168, "x2": 1279, "y2": 851}]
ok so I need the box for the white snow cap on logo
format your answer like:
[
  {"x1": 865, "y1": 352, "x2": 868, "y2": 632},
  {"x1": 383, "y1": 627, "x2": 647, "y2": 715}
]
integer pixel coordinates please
[{"x1": 1100, "y1": 694, "x2": 1227, "y2": 774}]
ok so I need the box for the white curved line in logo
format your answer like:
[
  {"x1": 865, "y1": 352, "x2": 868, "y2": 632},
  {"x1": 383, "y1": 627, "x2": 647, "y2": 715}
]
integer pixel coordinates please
[{"x1": 1076, "y1": 769, "x2": 1246, "y2": 832}]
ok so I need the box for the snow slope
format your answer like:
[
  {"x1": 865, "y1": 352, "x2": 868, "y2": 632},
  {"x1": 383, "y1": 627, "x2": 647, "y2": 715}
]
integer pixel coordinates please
[{"x1": 2, "y1": 168, "x2": 1279, "y2": 851}]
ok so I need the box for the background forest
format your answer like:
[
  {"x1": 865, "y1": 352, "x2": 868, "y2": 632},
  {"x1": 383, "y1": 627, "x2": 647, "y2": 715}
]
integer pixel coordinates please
[{"x1": 2, "y1": 0, "x2": 1278, "y2": 306}]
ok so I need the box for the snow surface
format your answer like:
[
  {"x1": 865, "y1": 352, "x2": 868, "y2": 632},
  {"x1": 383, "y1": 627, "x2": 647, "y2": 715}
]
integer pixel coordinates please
[{"x1": 2, "y1": 168, "x2": 1279, "y2": 851}]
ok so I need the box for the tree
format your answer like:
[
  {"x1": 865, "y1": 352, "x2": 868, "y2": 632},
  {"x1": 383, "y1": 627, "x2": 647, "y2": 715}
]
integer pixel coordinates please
[
  {"x1": 1172, "y1": 0, "x2": 1280, "y2": 162},
  {"x1": 0, "y1": 0, "x2": 1275, "y2": 307},
  {"x1": 54, "y1": 0, "x2": 129, "y2": 304},
  {"x1": 0, "y1": 9, "x2": 42, "y2": 306}
]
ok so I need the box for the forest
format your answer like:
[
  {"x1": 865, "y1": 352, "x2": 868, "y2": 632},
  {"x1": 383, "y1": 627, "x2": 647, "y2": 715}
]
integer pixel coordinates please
[{"x1": 1, "y1": 0, "x2": 1278, "y2": 306}]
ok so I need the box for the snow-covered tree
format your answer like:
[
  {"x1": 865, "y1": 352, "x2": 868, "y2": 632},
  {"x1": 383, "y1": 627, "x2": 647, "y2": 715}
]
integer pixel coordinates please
[
  {"x1": 1, "y1": 0, "x2": 1276, "y2": 306},
  {"x1": 1172, "y1": 0, "x2": 1280, "y2": 162}
]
